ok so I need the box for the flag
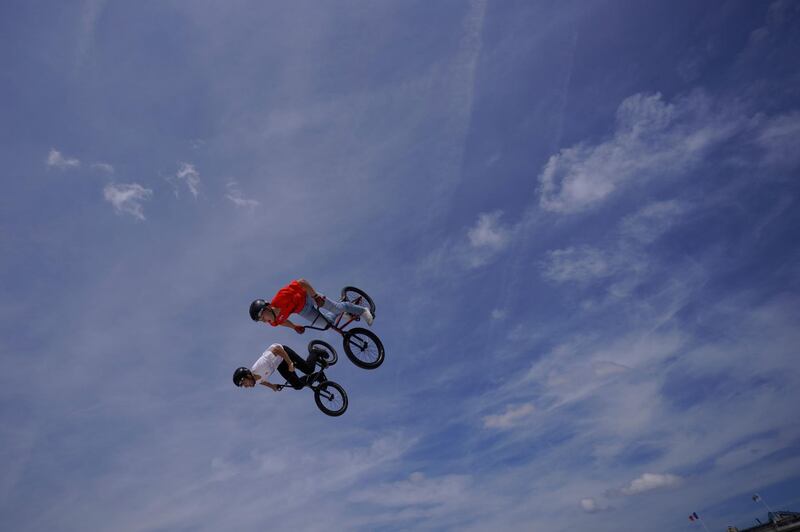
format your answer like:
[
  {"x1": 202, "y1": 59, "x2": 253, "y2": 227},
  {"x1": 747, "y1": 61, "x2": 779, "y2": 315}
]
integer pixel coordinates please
[
  {"x1": 689, "y1": 512, "x2": 700, "y2": 521},
  {"x1": 752, "y1": 494, "x2": 761, "y2": 502}
]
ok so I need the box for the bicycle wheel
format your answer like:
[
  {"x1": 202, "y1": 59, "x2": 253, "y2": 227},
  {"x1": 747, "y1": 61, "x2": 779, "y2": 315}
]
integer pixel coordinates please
[
  {"x1": 308, "y1": 339, "x2": 338, "y2": 366},
  {"x1": 343, "y1": 327, "x2": 385, "y2": 369},
  {"x1": 340, "y1": 286, "x2": 376, "y2": 316},
  {"x1": 314, "y1": 381, "x2": 348, "y2": 416}
]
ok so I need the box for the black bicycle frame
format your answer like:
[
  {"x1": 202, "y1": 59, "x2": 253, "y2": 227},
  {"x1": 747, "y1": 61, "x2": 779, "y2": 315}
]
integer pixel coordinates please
[{"x1": 275, "y1": 381, "x2": 337, "y2": 401}]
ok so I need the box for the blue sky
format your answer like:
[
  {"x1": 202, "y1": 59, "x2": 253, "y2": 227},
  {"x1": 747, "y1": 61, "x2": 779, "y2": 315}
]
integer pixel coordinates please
[{"x1": 1, "y1": 1, "x2": 799, "y2": 530}]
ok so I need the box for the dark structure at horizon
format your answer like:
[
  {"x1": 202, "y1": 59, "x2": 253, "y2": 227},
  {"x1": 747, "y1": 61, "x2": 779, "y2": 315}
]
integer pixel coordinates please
[{"x1": 727, "y1": 511, "x2": 800, "y2": 532}]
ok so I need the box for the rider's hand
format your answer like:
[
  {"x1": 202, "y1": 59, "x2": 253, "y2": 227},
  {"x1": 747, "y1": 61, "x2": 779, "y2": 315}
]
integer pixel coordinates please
[
  {"x1": 288, "y1": 363, "x2": 295, "y2": 373},
  {"x1": 294, "y1": 325, "x2": 305, "y2": 334},
  {"x1": 313, "y1": 294, "x2": 325, "y2": 307}
]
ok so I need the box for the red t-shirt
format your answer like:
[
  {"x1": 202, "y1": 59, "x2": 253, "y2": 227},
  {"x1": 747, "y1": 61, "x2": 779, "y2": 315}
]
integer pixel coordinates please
[{"x1": 269, "y1": 280, "x2": 307, "y2": 326}]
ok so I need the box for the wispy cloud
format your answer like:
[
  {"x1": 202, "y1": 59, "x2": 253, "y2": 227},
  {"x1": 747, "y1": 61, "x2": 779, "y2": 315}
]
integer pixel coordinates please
[
  {"x1": 490, "y1": 308, "x2": 507, "y2": 320},
  {"x1": 619, "y1": 200, "x2": 689, "y2": 244},
  {"x1": 539, "y1": 197, "x2": 692, "y2": 306},
  {"x1": 757, "y1": 111, "x2": 800, "y2": 167},
  {"x1": 225, "y1": 181, "x2": 259, "y2": 209},
  {"x1": 465, "y1": 211, "x2": 513, "y2": 267},
  {"x1": 75, "y1": 0, "x2": 107, "y2": 67},
  {"x1": 483, "y1": 402, "x2": 536, "y2": 429},
  {"x1": 620, "y1": 472, "x2": 682, "y2": 495},
  {"x1": 580, "y1": 497, "x2": 609, "y2": 513},
  {"x1": 170, "y1": 162, "x2": 201, "y2": 198},
  {"x1": 541, "y1": 246, "x2": 617, "y2": 283},
  {"x1": 422, "y1": 210, "x2": 516, "y2": 276},
  {"x1": 46, "y1": 148, "x2": 80, "y2": 169},
  {"x1": 349, "y1": 472, "x2": 472, "y2": 508},
  {"x1": 91, "y1": 162, "x2": 115, "y2": 174},
  {"x1": 103, "y1": 183, "x2": 153, "y2": 220},
  {"x1": 538, "y1": 92, "x2": 747, "y2": 213}
]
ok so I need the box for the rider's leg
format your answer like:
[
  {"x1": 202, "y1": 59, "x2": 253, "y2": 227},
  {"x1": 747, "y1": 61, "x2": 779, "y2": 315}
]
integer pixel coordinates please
[
  {"x1": 298, "y1": 296, "x2": 338, "y2": 327},
  {"x1": 306, "y1": 346, "x2": 323, "y2": 368},
  {"x1": 277, "y1": 361, "x2": 305, "y2": 389},
  {"x1": 321, "y1": 296, "x2": 373, "y2": 325},
  {"x1": 276, "y1": 346, "x2": 317, "y2": 389},
  {"x1": 284, "y1": 345, "x2": 316, "y2": 374},
  {"x1": 298, "y1": 279, "x2": 368, "y2": 317},
  {"x1": 298, "y1": 291, "x2": 372, "y2": 325},
  {"x1": 319, "y1": 296, "x2": 368, "y2": 318},
  {"x1": 296, "y1": 294, "x2": 337, "y2": 325}
]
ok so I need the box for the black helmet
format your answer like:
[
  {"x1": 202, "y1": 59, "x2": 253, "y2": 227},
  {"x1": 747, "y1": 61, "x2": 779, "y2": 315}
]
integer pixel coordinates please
[
  {"x1": 233, "y1": 367, "x2": 252, "y2": 386},
  {"x1": 249, "y1": 299, "x2": 268, "y2": 321}
]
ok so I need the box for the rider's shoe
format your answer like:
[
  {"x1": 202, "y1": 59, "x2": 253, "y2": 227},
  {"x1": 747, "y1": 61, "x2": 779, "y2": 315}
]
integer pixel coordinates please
[{"x1": 361, "y1": 308, "x2": 374, "y2": 326}]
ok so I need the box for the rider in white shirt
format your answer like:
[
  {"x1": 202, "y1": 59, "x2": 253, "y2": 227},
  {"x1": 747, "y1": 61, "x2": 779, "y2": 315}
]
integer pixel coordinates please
[{"x1": 233, "y1": 343, "x2": 323, "y2": 391}]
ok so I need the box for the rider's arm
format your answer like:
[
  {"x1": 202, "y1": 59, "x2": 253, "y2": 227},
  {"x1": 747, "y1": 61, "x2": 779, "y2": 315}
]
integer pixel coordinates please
[
  {"x1": 251, "y1": 372, "x2": 278, "y2": 391},
  {"x1": 296, "y1": 278, "x2": 317, "y2": 297},
  {"x1": 297, "y1": 278, "x2": 325, "y2": 306},
  {"x1": 271, "y1": 345, "x2": 295, "y2": 372},
  {"x1": 279, "y1": 319, "x2": 305, "y2": 334}
]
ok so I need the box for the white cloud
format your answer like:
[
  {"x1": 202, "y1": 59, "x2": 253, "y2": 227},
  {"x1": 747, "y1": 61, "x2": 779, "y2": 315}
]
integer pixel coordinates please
[
  {"x1": 468, "y1": 211, "x2": 511, "y2": 250},
  {"x1": 170, "y1": 162, "x2": 201, "y2": 198},
  {"x1": 757, "y1": 111, "x2": 800, "y2": 167},
  {"x1": 540, "y1": 197, "x2": 691, "y2": 306},
  {"x1": 541, "y1": 246, "x2": 615, "y2": 283},
  {"x1": 580, "y1": 497, "x2": 609, "y2": 513},
  {"x1": 621, "y1": 473, "x2": 682, "y2": 495},
  {"x1": 103, "y1": 183, "x2": 153, "y2": 220},
  {"x1": 740, "y1": 0, "x2": 800, "y2": 65},
  {"x1": 76, "y1": 0, "x2": 107, "y2": 67},
  {"x1": 349, "y1": 472, "x2": 471, "y2": 508},
  {"x1": 483, "y1": 403, "x2": 536, "y2": 429},
  {"x1": 461, "y1": 211, "x2": 513, "y2": 268},
  {"x1": 538, "y1": 92, "x2": 747, "y2": 213},
  {"x1": 46, "y1": 148, "x2": 80, "y2": 169},
  {"x1": 420, "y1": 210, "x2": 515, "y2": 275},
  {"x1": 490, "y1": 309, "x2": 507, "y2": 320},
  {"x1": 225, "y1": 181, "x2": 259, "y2": 209},
  {"x1": 91, "y1": 162, "x2": 115, "y2": 174},
  {"x1": 714, "y1": 437, "x2": 788, "y2": 471},
  {"x1": 619, "y1": 200, "x2": 688, "y2": 244},
  {"x1": 592, "y1": 361, "x2": 631, "y2": 378}
]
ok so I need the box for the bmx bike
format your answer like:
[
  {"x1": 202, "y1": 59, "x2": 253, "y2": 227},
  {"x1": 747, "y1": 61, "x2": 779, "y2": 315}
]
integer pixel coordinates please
[
  {"x1": 275, "y1": 340, "x2": 348, "y2": 417},
  {"x1": 303, "y1": 286, "x2": 385, "y2": 370}
]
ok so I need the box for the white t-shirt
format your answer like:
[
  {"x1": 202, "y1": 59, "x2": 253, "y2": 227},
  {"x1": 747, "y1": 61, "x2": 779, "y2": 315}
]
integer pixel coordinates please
[{"x1": 251, "y1": 344, "x2": 283, "y2": 382}]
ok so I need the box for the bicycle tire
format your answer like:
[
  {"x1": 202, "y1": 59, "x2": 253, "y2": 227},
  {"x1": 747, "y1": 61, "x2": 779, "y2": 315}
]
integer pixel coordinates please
[
  {"x1": 343, "y1": 327, "x2": 385, "y2": 369},
  {"x1": 340, "y1": 286, "x2": 376, "y2": 317},
  {"x1": 314, "y1": 381, "x2": 348, "y2": 417},
  {"x1": 308, "y1": 339, "x2": 338, "y2": 367}
]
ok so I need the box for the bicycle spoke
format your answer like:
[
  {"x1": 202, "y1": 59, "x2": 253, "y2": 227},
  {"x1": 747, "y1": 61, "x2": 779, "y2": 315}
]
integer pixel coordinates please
[
  {"x1": 319, "y1": 391, "x2": 342, "y2": 408},
  {"x1": 342, "y1": 327, "x2": 384, "y2": 370},
  {"x1": 349, "y1": 336, "x2": 368, "y2": 350},
  {"x1": 348, "y1": 338, "x2": 378, "y2": 362},
  {"x1": 314, "y1": 381, "x2": 348, "y2": 416}
]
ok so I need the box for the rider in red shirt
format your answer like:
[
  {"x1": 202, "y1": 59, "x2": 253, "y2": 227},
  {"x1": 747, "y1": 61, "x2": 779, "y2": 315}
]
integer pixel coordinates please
[
  {"x1": 249, "y1": 279, "x2": 373, "y2": 333},
  {"x1": 269, "y1": 280, "x2": 308, "y2": 326}
]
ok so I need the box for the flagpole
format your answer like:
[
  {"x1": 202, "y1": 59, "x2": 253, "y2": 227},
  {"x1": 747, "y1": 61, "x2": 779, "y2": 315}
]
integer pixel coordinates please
[
  {"x1": 753, "y1": 493, "x2": 774, "y2": 517},
  {"x1": 698, "y1": 516, "x2": 711, "y2": 532}
]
